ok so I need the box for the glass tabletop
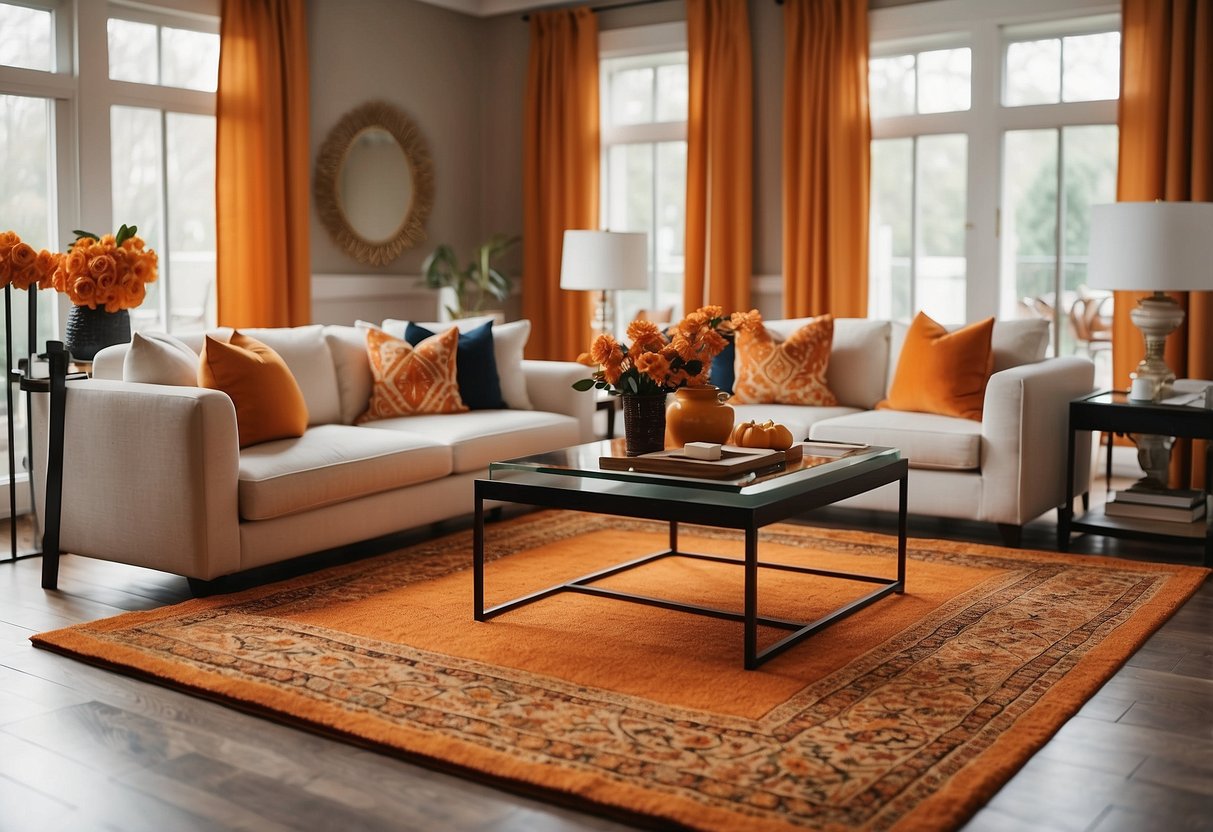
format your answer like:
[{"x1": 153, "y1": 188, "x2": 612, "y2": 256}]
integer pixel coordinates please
[{"x1": 490, "y1": 439, "x2": 900, "y2": 495}]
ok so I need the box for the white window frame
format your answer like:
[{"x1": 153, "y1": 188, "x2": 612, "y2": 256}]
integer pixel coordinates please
[
  {"x1": 870, "y1": 0, "x2": 1119, "y2": 326},
  {"x1": 599, "y1": 22, "x2": 688, "y2": 326}
]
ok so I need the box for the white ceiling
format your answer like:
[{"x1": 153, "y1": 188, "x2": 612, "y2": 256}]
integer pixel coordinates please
[{"x1": 414, "y1": 0, "x2": 572, "y2": 17}]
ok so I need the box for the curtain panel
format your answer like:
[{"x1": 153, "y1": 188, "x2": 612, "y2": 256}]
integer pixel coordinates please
[
  {"x1": 522, "y1": 9, "x2": 599, "y2": 361},
  {"x1": 1113, "y1": 0, "x2": 1212, "y2": 488},
  {"x1": 684, "y1": 0, "x2": 753, "y2": 315},
  {"x1": 781, "y1": 0, "x2": 870, "y2": 319},
  {"x1": 216, "y1": 0, "x2": 311, "y2": 328}
]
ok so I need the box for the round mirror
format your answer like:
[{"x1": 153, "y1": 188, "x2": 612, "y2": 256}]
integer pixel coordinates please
[{"x1": 314, "y1": 101, "x2": 434, "y2": 266}]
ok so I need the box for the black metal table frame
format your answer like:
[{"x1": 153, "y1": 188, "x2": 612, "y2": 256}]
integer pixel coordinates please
[
  {"x1": 473, "y1": 456, "x2": 908, "y2": 669},
  {"x1": 1061, "y1": 390, "x2": 1213, "y2": 566}
]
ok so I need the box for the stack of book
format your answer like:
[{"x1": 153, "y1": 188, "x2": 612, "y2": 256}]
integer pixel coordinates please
[{"x1": 1104, "y1": 484, "x2": 1207, "y2": 523}]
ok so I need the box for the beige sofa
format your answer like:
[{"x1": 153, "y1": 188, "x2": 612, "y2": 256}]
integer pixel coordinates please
[
  {"x1": 40, "y1": 324, "x2": 594, "y2": 587},
  {"x1": 728, "y1": 318, "x2": 1095, "y2": 544}
]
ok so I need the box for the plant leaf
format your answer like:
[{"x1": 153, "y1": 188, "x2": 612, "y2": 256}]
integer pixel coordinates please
[
  {"x1": 72, "y1": 229, "x2": 100, "y2": 241},
  {"x1": 572, "y1": 378, "x2": 597, "y2": 391}
]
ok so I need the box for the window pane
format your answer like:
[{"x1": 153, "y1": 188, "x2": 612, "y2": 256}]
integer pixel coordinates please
[
  {"x1": 869, "y1": 139, "x2": 913, "y2": 322},
  {"x1": 1061, "y1": 124, "x2": 1117, "y2": 372},
  {"x1": 108, "y1": 18, "x2": 158, "y2": 84},
  {"x1": 0, "y1": 94, "x2": 55, "y2": 488},
  {"x1": 1005, "y1": 39, "x2": 1060, "y2": 106},
  {"x1": 166, "y1": 113, "x2": 217, "y2": 333},
  {"x1": 111, "y1": 105, "x2": 165, "y2": 331},
  {"x1": 869, "y1": 54, "x2": 915, "y2": 118},
  {"x1": 917, "y1": 48, "x2": 971, "y2": 113},
  {"x1": 1062, "y1": 32, "x2": 1120, "y2": 102},
  {"x1": 609, "y1": 143, "x2": 654, "y2": 331},
  {"x1": 916, "y1": 134, "x2": 967, "y2": 324},
  {"x1": 1002, "y1": 129, "x2": 1058, "y2": 342},
  {"x1": 0, "y1": 3, "x2": 53, "y2": 71},
  {"x1": 655, "y1": 62, "x2": 688, "y2": 122},
  {"x1": 610, "y1": 67, "x2": 654, "y2": 126},
  {"x1": 654, "y1": 140, "x2": 686, "y2": 320},
  {"x1": 161, "y1": 26, "x2": 220, "y2": 92}
]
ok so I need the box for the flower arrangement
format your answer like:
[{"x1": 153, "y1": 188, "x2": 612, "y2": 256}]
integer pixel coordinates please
[
  {"x1": 0, "y1": 231, "x2": 59, "y2": 291},
  {"x1": 49, "y1": 225, "x2": 158, "y2": 312},
  {"x1": 574, "y1": 306, "x2": 755, "y2": 396}
]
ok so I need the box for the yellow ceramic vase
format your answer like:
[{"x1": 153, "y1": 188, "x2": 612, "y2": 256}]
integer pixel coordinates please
[{"x1": 665, "y1": 385, "x2": 735, "y2": 448}]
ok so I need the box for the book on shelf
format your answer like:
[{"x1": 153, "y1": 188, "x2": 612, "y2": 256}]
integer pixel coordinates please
[
  {"x1": 1103, "y1": 499, "x2": 1206, "y2": 523},
  {"x1": 1109, "y1": 485, "x2": 1206, "y2": 509}
]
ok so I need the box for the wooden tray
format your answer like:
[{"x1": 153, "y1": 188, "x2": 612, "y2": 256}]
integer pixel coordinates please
[{"x1": 600, "y1": 446, "x2": 786, "y2": 479}]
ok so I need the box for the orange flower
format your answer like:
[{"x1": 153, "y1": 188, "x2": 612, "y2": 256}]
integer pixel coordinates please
[
  {"x1": 88, "y1": 254, "x2": 116, "y2": 279},
  {"x1": 10, "y1": 265, "x2": 39, "y2": 291},
  {"x1": 71, "y1": 276, "x2": 99, "y2": 307},
  {"x1": 634, "y1": 351, "x2": 670, "y2": 384},
  {"x1": 667, "y1": 335, "x2": 698, "y2": 362},
  {"x1": 9, "y1": 242, "x2": 36, "y2": 271}
]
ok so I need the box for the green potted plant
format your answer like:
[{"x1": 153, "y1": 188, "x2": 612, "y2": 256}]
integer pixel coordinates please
[{"x1": 422, "y1": 233, "x2": 520, "y2": 320}]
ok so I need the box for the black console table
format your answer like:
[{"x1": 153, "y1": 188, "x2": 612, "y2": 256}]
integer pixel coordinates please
[{"x1": 1060, "y1": 390, "x2": 1213, "y2": 566}]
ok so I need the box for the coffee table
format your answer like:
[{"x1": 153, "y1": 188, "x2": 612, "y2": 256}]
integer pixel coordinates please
[{"x1": 473, "y1": 440, "x2": 908, "y2": 669}]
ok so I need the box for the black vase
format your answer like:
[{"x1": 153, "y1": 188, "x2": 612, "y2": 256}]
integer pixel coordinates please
[
  {"x1": 63, "y1": 305, "x2": 131, "y2": 362},
  {"x1": 621, "y1": 394, "x2": 667, "y2": 457}
]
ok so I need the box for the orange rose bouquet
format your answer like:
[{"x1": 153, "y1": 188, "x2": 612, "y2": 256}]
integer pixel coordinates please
[
  {"x1": 573, "y1": 306, "x2": 744, "y2": 396},
  {"x1": 49, "y1": 225, "x2": 158, "y2": 312},
  {"x1": 0, "y1": 231, "x2": 59, "y2": 291}
]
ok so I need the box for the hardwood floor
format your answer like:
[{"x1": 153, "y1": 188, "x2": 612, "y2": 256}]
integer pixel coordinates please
[{"x1": 0, "y1": 492, "x2": 1209, "y2": 831}]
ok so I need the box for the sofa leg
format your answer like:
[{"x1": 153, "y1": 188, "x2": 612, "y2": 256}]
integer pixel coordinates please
[
  {"x1": 1081, "y1": 491, "x2": 1090, "y2": 512},
  {"x1": 187, "y1": 577, "x2": 223, "y2": 597},
  {"x1": 996, "y1": 523, "x2": 1023, "y2": 549},
  {"x1": 487, "y1": 506, "x2": 503, "y2": 523}
]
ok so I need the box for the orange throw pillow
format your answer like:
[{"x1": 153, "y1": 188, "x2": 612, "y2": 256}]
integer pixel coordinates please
[
  {"x1": 731, "y1": 314, "x2": 838, "y2": 406},
  {"x1": 357, "y1": 326, "x2": 467, "y2": 423},
  {"x1": 878, "y1": 312, "x2": 995, "y2": 421},
  {"x1": 199, "y1": 332, "x2": 309, "y2": 448}
]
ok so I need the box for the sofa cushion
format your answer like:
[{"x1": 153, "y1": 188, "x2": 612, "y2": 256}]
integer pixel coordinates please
[
  {"x1": 765, "y1": 317, "x2": 891, "y2": 409},
  {"x1": 809, "y1": 410, "x2": 982, "y2": 471},
  {"x1": 237, "y1": 424, "x2": 452, "y2": 521},
  {"x1": 879, "y1": 313, "x2": 994, "y2": 421},
  {"x1": 991, "y1": 318, "x2": 1050, "y2": 372},
  {"x1": 729, "y1": 403, "x2": 864, "y2": 443},
  {"x1": 732, "y1": 315, "x2": 837, "y2": 406},
  {"x1": 199, "y1": 332, "x2": 309, "y2": 448},
  {"x1": 123, "y1": 331, "x2": 197, "y2": 386},
  {"x1": 241, "y1": 325, "x2": 343, "y2": 427},
  {"x1": 324, "y1": 325, "x2": 374, "y2": 425},
  {"x1": 358, "y1": 326, "x2": 467, "y2": 422},
  {"x1": 361, "y1": 409, "x2": 582, "y2": 473}
]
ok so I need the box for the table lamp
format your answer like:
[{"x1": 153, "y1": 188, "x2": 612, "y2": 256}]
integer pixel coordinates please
[
  {"x1": 1088, "y1": 201, "x2": 1213, "y2": 402},
  {"x1": 559, "y1": 230, "x2": 648, "y2": 338}
]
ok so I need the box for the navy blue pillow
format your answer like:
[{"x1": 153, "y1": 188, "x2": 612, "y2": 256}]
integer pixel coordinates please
[
  {"x1": 405, "y1": 321, "x2": 506, "y2": 410},
  {"x1": 709, "y1": 338, "x2": 736, "y2": 394}
]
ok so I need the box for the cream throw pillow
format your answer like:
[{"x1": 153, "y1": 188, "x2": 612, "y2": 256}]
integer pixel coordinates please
[{"x1": 122, "y1": 331, "x2": 198, "y2": 387}]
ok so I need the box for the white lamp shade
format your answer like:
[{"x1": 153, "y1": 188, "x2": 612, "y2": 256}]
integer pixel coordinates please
[
  {"x1": 559, "y1": 230, "x2": 649, "y2": 291},
  {"x1": 1088, "y1": 202, "x2": 1213, "y2": 292}
]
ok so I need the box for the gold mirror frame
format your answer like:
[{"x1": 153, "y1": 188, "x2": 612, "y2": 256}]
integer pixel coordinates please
[{"x1": 314, "y1": 101, "x2": 434, "y2": 266}]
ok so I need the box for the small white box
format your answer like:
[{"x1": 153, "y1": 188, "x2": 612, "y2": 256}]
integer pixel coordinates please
[{"x1": 684, "y1": 442, "x2": 722, "y2": 461}]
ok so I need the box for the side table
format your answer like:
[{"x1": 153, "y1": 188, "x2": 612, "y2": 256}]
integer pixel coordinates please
[{"x1": 1060, "y1": 390, "x2": 1212, "y2": 566}]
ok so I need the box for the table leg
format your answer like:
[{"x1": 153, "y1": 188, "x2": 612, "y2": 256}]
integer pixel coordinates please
[
  {"x1": 897, "y1": 465, "x2": 907, "y2": 591},
  {"x1": 744, "y1": 525, "x2": 758, "y2": 670},
  {"x1": 669, "y1": 520, "x2": 678, "y2": 553},
  {"x1": 1059, "y1": 425, "x2": 1076, "y2": 552},
  {"x1": 40, "y1": 342, "x2": 68, "y2": 590},
  {"x1": 473, "y1": 486, "x2": 485, "y2": 620}
]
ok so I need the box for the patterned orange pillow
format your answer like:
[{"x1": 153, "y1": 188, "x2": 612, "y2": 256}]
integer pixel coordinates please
[
  {"x1": 357, "y1": 326, "x2": 468, "y2": 423},
  {"x1": 878, "y1": 312, "x2": 994, "y2": 421},
  {"x1": 731, "y1": 314, "x2": 838, "y2": 406}
]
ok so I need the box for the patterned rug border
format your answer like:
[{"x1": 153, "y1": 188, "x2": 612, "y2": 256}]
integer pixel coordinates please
[{"x1": 32, "y1": 513, "x2": 1210, "y2": 832}]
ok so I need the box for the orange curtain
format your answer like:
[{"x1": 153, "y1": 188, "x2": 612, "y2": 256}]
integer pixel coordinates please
[
  {"x1": 782, "y1": 0, "x2": 870, "y2": 318},
  {"x1": 522, "y1": 9, "x2": 598, "y2": 361},
  {"x1": 216, "y1": 0, "x2": 310, "y2": 328},
  {"x1": 684, "y1": 0, "x2": 752, "y2": 315},
  {"x1": 1113, "y1": 0, "x2": 1212, "y2": 487}
]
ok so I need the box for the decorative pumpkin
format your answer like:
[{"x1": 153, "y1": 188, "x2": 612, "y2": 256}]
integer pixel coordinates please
[{"x1": 727, "y1": 419, "x2": 794, "y2": 450}]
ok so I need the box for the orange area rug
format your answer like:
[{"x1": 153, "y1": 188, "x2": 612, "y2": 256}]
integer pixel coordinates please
[{"x1": 33, "y1": 512, "x2": 1208, "y2": 831}]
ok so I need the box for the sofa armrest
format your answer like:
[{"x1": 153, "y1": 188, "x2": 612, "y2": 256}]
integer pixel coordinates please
[
  {"x1": 33, "y1": 379, "x2": 242, "y2": 580},
  {"x1": 521, "y1": 360, "x2": 596, "y2": 443},
  {"x1": 980, "y1": 356, "x2": 1095, "y2": 525}
]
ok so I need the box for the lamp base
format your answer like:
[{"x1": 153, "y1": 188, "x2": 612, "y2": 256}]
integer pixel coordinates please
[{"x1": 1128, "y1": 293, "x2": 1185, "y2": 401}]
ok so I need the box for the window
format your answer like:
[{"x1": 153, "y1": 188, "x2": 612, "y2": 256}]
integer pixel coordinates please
[
  {"x1": 868, "y1": 3, "x2": 1120, "y2": 389},
  {"x1": 105, "y1": 7, "x2": 219, "y2": 333},
  {"x1": 600, "y1": 24, "x2": 688, "y2": 333}
]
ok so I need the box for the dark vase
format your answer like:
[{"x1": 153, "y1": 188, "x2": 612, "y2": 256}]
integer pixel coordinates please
[
  {"x1": 63, "y1": 305, "x2": 131, "y2": 362},
  {"x1": 621, "y1": 394, "x2": 667, "y2": 457}
]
